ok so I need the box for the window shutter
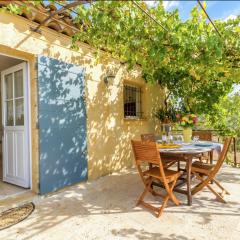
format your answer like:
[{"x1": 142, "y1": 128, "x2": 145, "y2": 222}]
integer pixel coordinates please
[{"x1": 38, "y1": 55, "x2": 87, "y2": 194}]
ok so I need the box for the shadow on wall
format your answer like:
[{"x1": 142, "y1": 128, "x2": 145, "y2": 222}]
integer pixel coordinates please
[
  {"x1": 6, "y1": 17, "x2": 163, "y2": 184},
  {"x1": 84, "y1": 61, "x2": 163, "y2": 180},
  {"x1": 37, "y1": 36, "x2": 158, "y2": 182},
  {"x1": 38, "y1": 55, "x2": 87, "y2": 194}
]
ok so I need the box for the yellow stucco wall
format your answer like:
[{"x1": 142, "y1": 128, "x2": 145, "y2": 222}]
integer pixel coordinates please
[
  {"x1": 0, "y1": 12, "x2": 163, "y2": 188},
  {"x1": 87, "y1": 66, "x2": 163, "y2": 179}
]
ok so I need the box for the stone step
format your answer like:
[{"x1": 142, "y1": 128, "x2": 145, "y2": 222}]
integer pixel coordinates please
[{"x1": 0, "y1": 190, "x2": 41, "y2": 213}]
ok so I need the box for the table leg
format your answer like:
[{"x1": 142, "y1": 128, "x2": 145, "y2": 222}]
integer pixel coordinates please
[
  {"x1": 186, "y1": 159, "x2": 192, "y2": 206},
  {"x1": 177, "y1": 161, "x2": 180, "y2": 171},
  {"x1": 210, "y1": 151, "x2": 214, "y2": 184},
  {"x1": 210, "y1": 150, "x2": 213, "y2": 164}
]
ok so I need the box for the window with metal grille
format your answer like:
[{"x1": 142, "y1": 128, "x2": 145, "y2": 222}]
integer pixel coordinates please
[{"x1": 124, "y1": 84, "x2": 142, "y2": 118}]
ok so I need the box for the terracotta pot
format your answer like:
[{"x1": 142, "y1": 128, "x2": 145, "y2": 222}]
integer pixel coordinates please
[{"x1": 183, "y1": 128, "x2": 192, "y2": 143}]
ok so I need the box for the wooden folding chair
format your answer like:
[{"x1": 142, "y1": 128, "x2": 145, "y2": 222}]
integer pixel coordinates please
[
  {"x1": 131, "y1": 140, "x2": 181, "y2": 217},
  {"x1": 191, "y1": 138, "x2": 232, "y2": 203},
  {"x1": 192, "y1": 131, "x2": 212, "y2": 141},
  {"x1": 141, "y1": 134, "x2": 177, "y2": 169},
  {"x1": 141, "y1": 133, "x2": 156, "y2": 142},
  {"x1": 193, "y1": 131, "x2": 213, "y2": 163}
]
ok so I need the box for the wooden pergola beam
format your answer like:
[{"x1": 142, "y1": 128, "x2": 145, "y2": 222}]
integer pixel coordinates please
[
  {"x1": 197, "y1": 0, "x2": 222, "y2": 38},
  {"x1": 31, "y1": 0, "x2": 90, "y2": 33},
  {"x1": 132, "y1": 1, "x2": 169, "y2": 32}
]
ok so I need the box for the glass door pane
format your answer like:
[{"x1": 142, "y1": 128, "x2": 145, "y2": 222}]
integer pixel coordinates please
[
  {"x1": 5, "y1": 73, "x2": 13, "y2": 99},
  {"x1": 6, "y1": 100, "x2": 14, "y2": 126},
  {"x1": 15, "y1": 98, "x2": 24, "y2": 126},
  {"x1": 14, "y1": 70, "x2": 23, "y2": 98}
]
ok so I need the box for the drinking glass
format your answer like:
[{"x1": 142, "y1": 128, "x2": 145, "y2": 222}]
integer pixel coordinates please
[
  {"x1": 168, "y1": 135, "x2": 173, "y2": 143},
  {"x1": 193, "y1": 135, "x2": 199, "y2": 142},
  {"x1": 162, "y1": 134, "x2": 167, "y2": 144},
  {"x1": 173, "y1": 135, "x2": 179, "y2": 143},
  {"x1": 178, "y1": 135, "x2": 183, "y2": 143}
]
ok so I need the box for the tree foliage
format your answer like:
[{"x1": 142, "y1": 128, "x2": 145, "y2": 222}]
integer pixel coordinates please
[{"x1": 204, "y1": 93, "x2": 240, "y2": 137}]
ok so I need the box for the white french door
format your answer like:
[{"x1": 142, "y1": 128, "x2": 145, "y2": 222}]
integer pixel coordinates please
[{"x1": 1, "y1": 62, "x2": 30, "y2": 188}]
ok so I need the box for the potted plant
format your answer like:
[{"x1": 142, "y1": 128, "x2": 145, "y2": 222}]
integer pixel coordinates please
[
  {"x1": 177, "y1": 113, "x2": 198, "y2": 142},
  {"x1": 154, "y1": 106, "x2": 178, "y2": 124},
  {"x1": 154, "y1": 106, "x2": 179, "y2": 135}
]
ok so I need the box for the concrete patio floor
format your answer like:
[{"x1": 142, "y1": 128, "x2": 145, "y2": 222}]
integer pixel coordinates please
[{"x1": 0, "y1": 164, "x2": 240, "y2": 240}]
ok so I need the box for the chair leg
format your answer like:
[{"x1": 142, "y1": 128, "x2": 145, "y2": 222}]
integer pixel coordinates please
[
  {"x1": 212, "y1": 178, "x2": 230, "y2": 195},
  {"x1": 137, "y1": 187, "x2": 148, "y2": 206},
  {"x1": 137, "y1": 178, "x2": 165, "y2": 217},
  {"x1": 137, "y1": 179, "x2": 153, "y2": 206},
  {"x1": 165, "y1": 178, "x2": 181, "y2": 206},
  {"x1": 157, "y1": 195, "x2": 169, "y2": 218},
  {"x1": 157, "y1": 178, "x2": 180, "y2": 218},
  {"x1": 206, "y1": 184, "x2": 227, "y2": 203},
  {"x1": 137, "y1": 178, "x2": 153, "y2": 206},
  {"x1": 194, "y1": 173, "x2": 227, "y2": 203},
  {"x1": 137, "y1": 177, "x2": 180, "y2": 218},
  {"x1": 192, "y1": 173, "x2": 210, "y2": 195},
  {"x1": 168, "y1": 190, "x2": 181, "y2": 206}
]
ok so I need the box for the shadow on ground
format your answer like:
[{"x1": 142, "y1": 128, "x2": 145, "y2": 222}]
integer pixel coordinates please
[
  {"x1": 111, "y1": 228, "x2": 194, "y2": 240},
  {"x1": 0, "y1": 165, "x2": 240, "y2": 240}
]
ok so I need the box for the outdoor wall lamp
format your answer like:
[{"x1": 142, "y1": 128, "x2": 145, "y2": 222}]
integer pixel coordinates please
[{"x1": 103, "y1": 74, "x2": 115, "y2": 85}]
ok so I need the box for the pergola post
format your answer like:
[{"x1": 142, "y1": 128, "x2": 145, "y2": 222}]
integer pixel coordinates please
[{"x1": 233, "y1": 137, "x2": 237, "y2": 167}]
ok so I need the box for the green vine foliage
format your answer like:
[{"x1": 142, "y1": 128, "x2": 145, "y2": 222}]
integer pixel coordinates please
[
  {"x1": 0, "y1": 1, "x2": 43, "y2": 14},
  {"x1": 72, "y1": 1, "x2": 239, "y2": 115},
  {"x1": 5, "y1": 1, "x2": 240, "y2": 116}
]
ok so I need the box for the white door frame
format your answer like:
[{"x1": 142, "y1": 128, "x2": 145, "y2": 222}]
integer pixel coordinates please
[{"x1": 1, "y1": 59, "x2": 31, "y2": 188}]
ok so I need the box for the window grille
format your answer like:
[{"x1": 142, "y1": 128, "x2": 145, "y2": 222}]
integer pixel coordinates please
[{"x1": 124, "y1": 85, "x2": 142, "y2": 118}]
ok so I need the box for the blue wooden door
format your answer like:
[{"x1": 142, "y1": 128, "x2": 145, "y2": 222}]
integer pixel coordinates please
[{"x1": 38, "y1": 55, "x2": 87, "y2": 194}]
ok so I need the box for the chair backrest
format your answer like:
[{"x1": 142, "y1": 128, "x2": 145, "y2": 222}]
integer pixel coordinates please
[
  {"x1": 141, "y1": 133, "x2": 156, "y2": 142},
  {"x1": 131, "y1": 140, "x2": 160, "y2": 165},
  {"x1": 212, "y1": 137, "x2": 232, "y2": 176},
  {"x1": 131, "y1": 140, "x2": 167, "y2": 182},
  {"x1": 192, "y1": 131, "x2": 212, "y2": 141}
]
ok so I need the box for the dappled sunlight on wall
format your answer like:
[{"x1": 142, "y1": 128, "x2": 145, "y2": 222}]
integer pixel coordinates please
[
  {"x1": 146, "y1": 84, "x2": 165, "y2": 134},
  {"x1": 85, "y1": 61, "x2": 164, "y2": 180},
  {"x1": 0, "y1": 12, "x2": 164, "y2": 184},
  {"x1": 38, "y1": 55, "x2": 87, "y2": 194}
]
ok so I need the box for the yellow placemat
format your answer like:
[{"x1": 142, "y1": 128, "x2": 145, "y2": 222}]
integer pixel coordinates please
[{"x1": 157, "y1": 143, "x2": 182, "y2": 149}]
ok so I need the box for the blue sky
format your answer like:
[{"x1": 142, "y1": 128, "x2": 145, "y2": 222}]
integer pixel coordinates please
[{"x1": 146, "y1": 1, "x2": 240, "y2": 20}]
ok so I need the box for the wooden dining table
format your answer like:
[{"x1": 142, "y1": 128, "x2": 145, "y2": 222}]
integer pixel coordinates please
[{"x1": 156, "y1": 141, "x2": 222, "y2": 206}]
